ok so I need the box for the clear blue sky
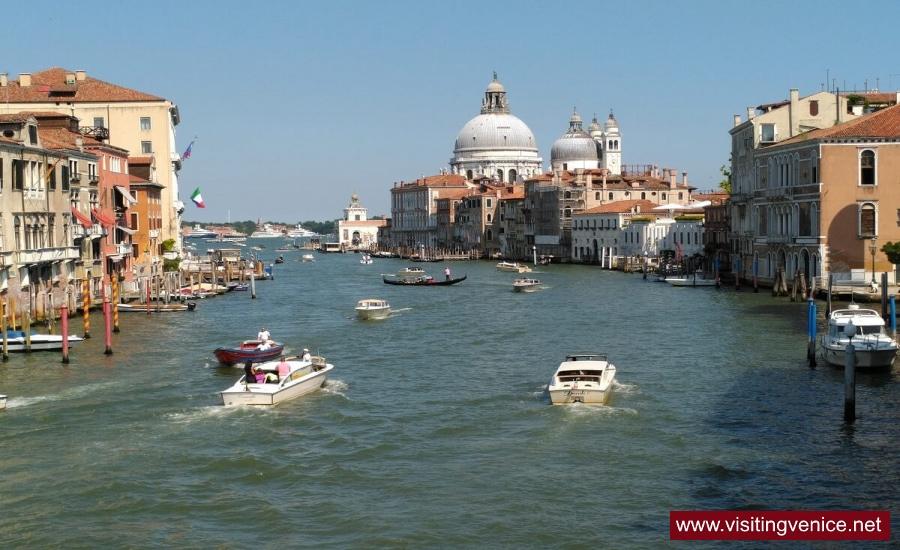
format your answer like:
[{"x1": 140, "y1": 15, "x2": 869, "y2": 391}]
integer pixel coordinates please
[{"x1": 4, "y1": 0, "x2": 899, "y2": 224}]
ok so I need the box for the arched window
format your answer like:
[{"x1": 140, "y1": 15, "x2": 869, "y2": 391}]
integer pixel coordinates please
[
  {"x1": 509, "y1": 169, "x2": 517, "y2": 183},
  {"x1": 641, "y1": 192, "x2": 646, "y2": 200},
  {"x1": 466, "y1": 169, "x2": 473, "y2": 180},
  {"x1": 859, "y1": 202, "x2": 876, "y2": 237},
  {"x1": 595, "y1": 192, "x2": 600, "y2": 200},
  {"x1": 563, "y1": 207, "x2": 571, "y2": 218},
  {"x1": 486, "y1": 228, "x2": 493, "y2": 241},
  {"x1": 860, "y1": 149, "x2": 876, "y2": 185},
  {"x1": 497, "y1": 169, "x2": 504, "y2": 182},
  {"x1": 608, "y1": 192, "x2": 613, "y2": 200}
]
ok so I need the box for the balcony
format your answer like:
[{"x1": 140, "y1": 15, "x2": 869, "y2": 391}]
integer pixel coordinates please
[
  {"x1": 79, "y1": 126, "x2": 110, "y2": 141},
  {"x1": 116, "y1": 243, "x2": 133, "y2": 256},
  {"x1": 16, "y1": 247, "x2": 81, "y2": 264}
]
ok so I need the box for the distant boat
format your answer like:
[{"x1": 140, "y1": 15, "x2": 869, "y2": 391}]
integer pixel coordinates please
[
  {"x1": 355, "y1": 298, "x2": 391, "y2": 320},
  {"x1": 117, "y1": 302, "x2": 197, "y2": 313},
  {"x1": 3, "y1": 330, "x2": 84, "y2": 352},
  {"x1": 250, "y1": 223, "x2": 283, "y2": 238},
  {"x1": 285, "y1": 224, "x2": 320, "y2": 238},
  {"x1": 184, "y1": 224, "x2": 218, "y2": 239}
]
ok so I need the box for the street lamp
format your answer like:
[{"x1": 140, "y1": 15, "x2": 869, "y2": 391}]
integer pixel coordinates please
[{"x1": 869, "y1": 236, "x2": 878, "y2": 285}]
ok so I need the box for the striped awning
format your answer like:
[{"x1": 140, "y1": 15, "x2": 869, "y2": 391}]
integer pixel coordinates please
[{"x1": 70, "y1": 207, "x2": 93, "y2": 228}]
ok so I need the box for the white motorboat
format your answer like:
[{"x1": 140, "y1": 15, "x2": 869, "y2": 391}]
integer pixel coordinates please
[
  {"x1": 360, "y1": 254, "x2": 373, "y2": 265},
  {"x1": 548, "y1": 353, "x2": 617, "y2": 405},
  {"x1": 513, "y1": 277, "x2": 542, "y2": 292},
  {"x1": 3, "y1": 330, "x2": 84, "y2": 352},
  {"x1": 285, "y1": 224, "x2": 320, "y2": 238},
  {"x1": 0, "y1": 394, "x2": 6, "y2": 409},
  {"x1": 220, "y1": 356, "x2": 333, "y2": 406},
  {"x1": 301, "y1": 254, "x2": 315, "y2": 262},
  {"x1": 249, "y1": 223, "x2": 284, "y2": 238},
  {"x1": 497, "y1": 261, "x2": 532, "y2": 273},
  {"x1": 356, "y1": 298, "x2": 391, "y2": 320},
  {"x1": 665, "y1": 269, "x2": 717, "y2": 287},
  {"x1": 397, "y1": 267, "x2": 425, "y2": 277},
  {"x1": 820, "y1": 304, "x2": 898, "y2": 369},
  {"x1": 117, "y1": 302, "x2": 197, "y2": 313}
]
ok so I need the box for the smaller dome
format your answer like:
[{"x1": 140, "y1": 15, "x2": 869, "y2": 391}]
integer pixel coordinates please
[
  {"x1": 588, "y1": 116, "x2": 602, "y2": 133},
  {"x1": 486, "y1": 72, "x2": 505, "y2": 93},
  {"x1": 604, "y1": 111, "x2": 619, "y2": 131},
  {"x1": 551, "y1": 108, "x2": 599, "y2": 162}
]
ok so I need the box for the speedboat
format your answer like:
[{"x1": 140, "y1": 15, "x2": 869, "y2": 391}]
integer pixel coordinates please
[
  {"x1": 213, "y1": 340, "x2": 286, "y2": 366},
  {"x1": 220, "y1": 356, "x2": 333, "y2": 406},
  {"x1": 548, "y1": 353, "x2": 617, "y2": 405},
  {"x1": 397, "y1": 267, "x2": 425, "y2": 277},
  {"x1": 356, "y1": 298, "x2": 391, "y2": 320},
  {"x1": 3, "y1": 330, "x2": 84, "y2": 352},
  {"x1": 184, "y1": 224, "x2": 218, "y2": 239},
  {"x1": 513, "y1": 278, "x2": 542, "y2": 292},
  {"x1": 497, "y1": 261, "x2": 532, "y2": 273},
  {"x1": 820, "y1": 304, "x2": 898, "y2": 369},
  {"x1": 360, "y1": 254, "x2": 373, "y2": 265},
  {"x1": 665, "y1": 269, "x2": 717, "y2": 287},
  {"x1": 301, "y1": 254, "x2": 315, "y2": 262}
]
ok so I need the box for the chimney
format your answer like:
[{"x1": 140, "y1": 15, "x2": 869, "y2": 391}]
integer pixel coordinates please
[
  {"x1": 20, "y1": 73, "x2": 31, "y2": 87},
  {"x1": 789, "y1": 88, "x2": 799, "y2": 138},
  {"x1": 682, "y1": 171, "x2": 688, "y2": 187},
  {"x1": 733, "y1": 114, "x2": 741, "y2": 127},
  {"x1": 747, "y1": 107, "x2": 755, "y2": 120},
  {"x1": 669, "y1": 169, "x2": 676, "y2": 190},
  {"x1": 66, "y1": 72, "x2": 76, "y2": 86},
  {"x1": 75, "y1": 70, "x2": 86, "y2": 81},
  {"x1": 0, "y1": 74, "x2": 6, "y2": 87},
  {"x1": 601, "y1": 169, "x2": 608, "y2": 190},
  {"x1": 76, "y1": 136, "x2": 83, "y2": 152}
]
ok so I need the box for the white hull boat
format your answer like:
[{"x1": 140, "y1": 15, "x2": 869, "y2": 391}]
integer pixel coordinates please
[
  {"x1": 513, "y1": 278, "x2": 542, "y2": 292},
  {"x1": 220, "y1": 357, "x2": 333, "y2": 406},
  {"x1": 497, "y1": 261, "x2": 532, "y2": 273},
  {"x1": 548, "y1": 353, "x2": 617, "y2": 405},
  {"x1": 301, "y1": 254, "x2": 315, "y2": 262},
  {"x1": 249, "y1": 223, "x2": 284, "y2": 238},
  {"x1": 821, "y1": 305, "x2": 898, "y2": 369},
  {"x1": 4, "y1": 330, "x2": 84, "y2": 352},
  {"x1": 397, "y1": 267, "x2": 425, "y2": 277},
  {"x1": 356, "y1": 298, "x2": 391, "y2": 320},
  {"x1": 0, "y1": 394, "x2": 6, "y2": 410},
  {"x1": 666, "y1": 270, "x2": 717, "y2": 287}
]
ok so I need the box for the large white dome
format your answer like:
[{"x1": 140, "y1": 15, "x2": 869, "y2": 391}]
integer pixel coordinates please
[{"x1": 454, "y1": 113, "x2": 538, "y2": 153}]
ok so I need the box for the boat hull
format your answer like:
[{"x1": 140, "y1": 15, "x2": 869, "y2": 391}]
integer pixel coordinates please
[
  {"x1": 549, "y1": 386, "x2": 612, "y2": 405},
  {"x1": 213, "y1": 342, "x2": 286, "y2": 366},
  {"x1": 220, "y1": 362, "x2": 332, "y2": 406},
  {"x1": 383, "y1": 275, "x2": 466, "y2": 286},
  {"x1": 356, "y1": 307, "x2": 391, "y2": 320},
  {"x1": 0, "y1": 395, "x2": 6, "y2": 410},
  {"x1": 820, "y1": 345, "x2": 897, "y2": 370},
  {"x1": 3, "y1": 332, "x2": 84, "y2": 352},
  {"x1": 117, "y1": 302, "x2": 196, "y2": 312},
  {"x1": 548, "y1": 354, "x2": 616, "y2": 405}
]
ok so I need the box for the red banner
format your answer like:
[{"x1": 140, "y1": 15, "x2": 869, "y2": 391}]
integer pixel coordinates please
[{"x1": 670, "y1": 511, "x2": 889, "y2": 541}]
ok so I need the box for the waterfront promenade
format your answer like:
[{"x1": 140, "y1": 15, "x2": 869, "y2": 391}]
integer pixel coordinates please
[{"x1": 1, "y1": 250, "x2": 898, "y2": 548}]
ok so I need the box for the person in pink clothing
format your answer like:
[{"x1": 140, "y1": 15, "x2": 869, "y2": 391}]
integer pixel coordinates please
[{"x1": 277, "y1": 357, "x2": 291, "y2": 380}]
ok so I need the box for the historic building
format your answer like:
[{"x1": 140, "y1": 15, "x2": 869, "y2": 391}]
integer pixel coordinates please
[
  {"x1": 388, "y1": 173, "x2": 469, "y2": 249},
  {"x1": 450, "y1": 74, "x2": 543, "y2": 183},
  {"x1": 550, "y1": 109, "x2": 622, "y2": 175},
  {"x1": 0, "y1": 69, "x2": 186, "y2": 256},
  {"x1": 337, "y1": 193, "x2": 387, "y2": 250}
]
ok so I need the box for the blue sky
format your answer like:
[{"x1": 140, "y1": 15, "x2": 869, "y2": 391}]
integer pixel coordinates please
[{"x1": 3, "y1": 0, "x2": 899, "y2": 224}]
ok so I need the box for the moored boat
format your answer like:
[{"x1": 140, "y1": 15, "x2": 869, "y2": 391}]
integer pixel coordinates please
[
  {"x1": 497, "y1": 261, "x2": 532, "y2": 273},
  {"x1": 220, "y1": 356, "x2": 333, "y2": 406},
  {"x1": 820, "y1": 304, "x2": 898, "y2": 370},
  {"x1": 512, "y1": 278, "x2": 542, "y2": 292},
  {"x1": 117, "y1": 302, "x2": 197, "y2": 312},
  {"x1": 213, "y1": 340, "x2": 286, "y2": 366},
  {"x1": 3, "y1": 330, "x2": 84, "y2": 352},
  {"x1": 665, "y1": 269, "x2": 717, "y2": 287},
  {"x1": 548, "y1": 353, "x2": 617, "y2": 405},
  {"x1": 355, "y1": 298, "x2": 391, "y2": 320}
]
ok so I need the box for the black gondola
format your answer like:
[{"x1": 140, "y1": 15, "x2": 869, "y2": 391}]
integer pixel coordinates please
[{"x1": 382, "y1": 274, "x2": 467, "y2": 286}]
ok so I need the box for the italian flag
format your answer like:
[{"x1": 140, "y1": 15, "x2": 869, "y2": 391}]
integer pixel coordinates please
[{"x1": 191, "y1": 187, "x2": 205, "y2": 208}]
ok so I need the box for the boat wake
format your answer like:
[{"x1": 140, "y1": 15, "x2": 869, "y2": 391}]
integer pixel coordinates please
[
  {"x1": 4, "y1": 380, "x2": 119, "y2": 408},
  {"x1": 322, "y1": 378, "x2": 348, "y2": 398}
]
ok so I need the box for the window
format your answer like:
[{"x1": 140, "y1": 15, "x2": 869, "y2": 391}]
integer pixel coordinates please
[
  {"x1": 760, "y1": 123, "x2": 776, "y2": 143},
  {"x1": 48, "y1": 167, "x2": 56, "y2": 190},
  {"x1": 28, "y1": 125, "x2": 38, "y2": 145},
  {"x1": 809, "y1": 101, "x2": 819, "y2": 117},
  {"x1": 860, "y1": 149, "x2": 876, "y2": 185},
  {"x1": 141, "y1": 141, "x2": 152, "y2": 154},
  {"x1": 62, "y1": 165, "x2": 70, "y2": 191},
  {"x1": 93, "y1": 117, "x2": 105, "y2": 128},
  {"x1": 0, "y1": 158, "x2": 3, "y2": 190},
  {"x1": 486, "y1": 198, "x2": 492, "y2": 208},
  {"x1": 859, "y1": 203, "x2": 876, "y2": 236},
  {"x1": 12, "y1": 159, "x2": 23, "y2": 190},
  {"x1": 140, "y1": 117, "x2": 151, "y2": 131}
]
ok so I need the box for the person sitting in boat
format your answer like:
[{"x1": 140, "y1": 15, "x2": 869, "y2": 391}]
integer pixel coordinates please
[
  {"x1": 300, "y1": 348, "x2": 312, "y2": 362},
  {"x1": 277, "y1": 357, "x2": 291, "y2": 380},
  {"x1": 253, "y1": 367, "x2": 267, "y2": 384},
  {"x1": 257, "y1": 339, "x2": 273, "y2": 351},
  {"x1": 265, "y1": 371, "x2": 279, "y2": 383}
]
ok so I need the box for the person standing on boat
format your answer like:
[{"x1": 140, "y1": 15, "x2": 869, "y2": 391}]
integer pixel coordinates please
[
  {"x1": 444, "y1": 267, "x2": 451, "y2": 281},
  {"x1": 257, "y1": 327, "x2": 271, "y2": 342},
  {"x1": 244, "y1": 361, "x2": 255, "y2": 389},
  {"x1": 301, "y1": 348, "x2": 312, "y2": 362}
]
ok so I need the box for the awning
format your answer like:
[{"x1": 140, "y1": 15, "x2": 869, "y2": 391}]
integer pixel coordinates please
[
  {"x1": 107, "y1": 254, "x2": 124, "y2": 262},
  {"x1": 71, "y1": 207, "x2": 93, "y2": 228},
  {"x1": 116, "y1": 225, "x2": 138, "y2": 235},
  {"x1": 91, "y1": 208, "x2": 116, "y2": 228},
  {"x1": 114, "y1": 185, "x2": 138, "y2": 205}
]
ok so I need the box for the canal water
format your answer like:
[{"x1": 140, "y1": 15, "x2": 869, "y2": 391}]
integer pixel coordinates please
[{"x1": 1, "y1": 247, "x2": 898, "y2": 549}]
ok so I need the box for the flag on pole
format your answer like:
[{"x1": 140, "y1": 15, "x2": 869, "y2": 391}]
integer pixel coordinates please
[
  {"x1": 183, "y1": 138, "x2": 195, "y2": 161},
  {"x1": 191, "y1": 187, "x2": 205, "y2": 208}
]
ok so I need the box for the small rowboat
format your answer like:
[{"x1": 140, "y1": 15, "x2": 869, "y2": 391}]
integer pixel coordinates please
[{"x1": 213, "y1": 340, "x2": 286, "y2": 366}]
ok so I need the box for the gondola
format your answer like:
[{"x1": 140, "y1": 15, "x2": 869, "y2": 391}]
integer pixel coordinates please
[{"x1": 382, "y1": 274, "x2": 467, "y2": 286}]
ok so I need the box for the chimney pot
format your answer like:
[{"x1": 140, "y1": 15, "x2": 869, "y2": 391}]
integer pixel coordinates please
[
  {"x1": 0, "y1": 74, "x2": 7, "y2": 87},
  {"x1": 20, "y1": 73, "x2": 31, "y2": 87},
  {"x1": 75, "y1": 70, "x2": 86, "y2": 81},
  {"x1": 733, "y1": 114, "x2": 741, "y2": 127}
]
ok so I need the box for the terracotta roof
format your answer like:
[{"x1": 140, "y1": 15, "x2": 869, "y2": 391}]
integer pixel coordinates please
[
  {"x1": 396, "y1": 173, "x2": 468, "y2": 188},
  {"x1": 841, "y1": 92, "x2": 899, "y2": 105},
  {"x1": 435, "y1": 189, "x2": 472, "y2": 200},
  {"x1": 0, "y1": 113, "x2": 33, "y2": 123},
  {"x1": 577, "y1": 199, "x2": 661, "y2": 215},
  {"x1": 778, "y1": 103, "x2": 900, "y2": 145},
  {"x1": 129, "y1": 156, "x2": 153, "y2": 165},
  {"x1": 38, "y1": 127, "x2": 102, "y2": 151},
  {"x1": 3, "y1": 68, "x2": 165, "y2": 103}
]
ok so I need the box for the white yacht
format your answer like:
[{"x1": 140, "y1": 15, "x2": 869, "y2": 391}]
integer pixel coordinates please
[
  {"x1": 497, "y1": 261, "x2": 532, "y2": 273},
  {"x1": 548, "y1": 353, "x2": 617, "y2": 405},
  {"x1": 250, "y1": 223, "x2": 284, "y2": 238},
  {"x1": 513, "y1": 278, "x2": 542, "y2": 292},
  {"x1": 220, "y1": 356, "x2": 333, "y2": 406},
  {"x1": 285, "y1": 224, "x2": 320, "y2": 238},
  {"x1": 821, "y1": 304, "x2": 898, "y2": 370},
  {"x1": 355, "y1": 298, "x2": 391, "y2": 320},
  {"x1": 184, "y1": 224, "x2": 218, "y2": 239}
]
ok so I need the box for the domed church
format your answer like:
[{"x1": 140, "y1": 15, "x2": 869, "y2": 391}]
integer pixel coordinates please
[
  {"x1": 550, "y1": 109, "x2": 622, "y2": 175},
  {"x1": 450, "y1": 73, "x2": 543, "y2": 183}
]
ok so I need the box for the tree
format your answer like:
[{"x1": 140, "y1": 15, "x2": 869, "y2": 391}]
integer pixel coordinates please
[
  {"x1": 719, "y1": 164, "x2": 731, "y2": 194},
  {"x1": 881, "y1": 241, "x2": 900, "y2": 266}
]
